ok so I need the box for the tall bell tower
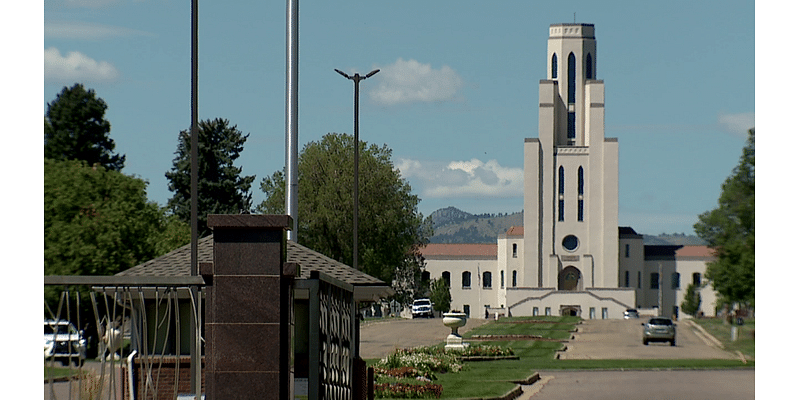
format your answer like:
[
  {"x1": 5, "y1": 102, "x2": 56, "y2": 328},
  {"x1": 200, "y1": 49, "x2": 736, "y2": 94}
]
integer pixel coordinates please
[{"x1": 523, "y1": 23, "x2": 619, "y2": 290}]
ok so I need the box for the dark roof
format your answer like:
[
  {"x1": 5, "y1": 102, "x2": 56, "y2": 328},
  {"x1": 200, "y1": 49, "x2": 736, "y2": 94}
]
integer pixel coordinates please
[
  {"x1": 644, "y1": 245, "x2": 683, "y2": 260},
  {"x1": 619, "y1": 227, "x2": 642, "y2": 238},
  {"x1": 118, "y1": 235, "x2": 386, "y2": 287}
]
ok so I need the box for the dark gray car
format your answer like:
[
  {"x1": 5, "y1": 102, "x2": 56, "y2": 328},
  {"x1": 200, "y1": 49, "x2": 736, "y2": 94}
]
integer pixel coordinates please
[{"x1": 642, "y1": 317, "x2": 675, "y2": 346}]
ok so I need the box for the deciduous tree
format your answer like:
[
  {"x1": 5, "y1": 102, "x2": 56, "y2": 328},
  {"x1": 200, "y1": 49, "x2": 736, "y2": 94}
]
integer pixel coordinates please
[
  {"x1": 694, "y1": 128, "x2": 755, "y2": 308},
  {"x1": 165, "y1": 118, "x2": 256, "y2": 236},
  {"x1": 45, "y1": 83, "x2": 125, "y2": 171},
  {"x1": 258, "y1": 132, "x2": 432, "y2": 292},
  {"x1": 680, "y1": 283, "x2": 702, "y2": 317},
  {"x1": 430, "y1": 278, "x2": 452, "y2": 314}
]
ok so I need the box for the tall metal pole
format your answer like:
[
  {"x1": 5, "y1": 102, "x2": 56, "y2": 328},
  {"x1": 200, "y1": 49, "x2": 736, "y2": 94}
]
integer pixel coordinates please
[
  {"x1": 285, "y1": 0, "x2": 299, "y2": 241},
  {"x1": 352, "y1": 77, "x2": 359, "y2": 272},
  {"x1": 190, "y1": 0, "x2": 201, "y2": 396},
  {"x1": 334, "y1": 69, "x2": 379, "y2": 272}
]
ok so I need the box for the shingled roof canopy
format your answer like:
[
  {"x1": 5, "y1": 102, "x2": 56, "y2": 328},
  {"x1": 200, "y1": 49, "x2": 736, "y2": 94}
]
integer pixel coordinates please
[{"x1": 118, "y1": 235, "x2": 393, "y2": 301}]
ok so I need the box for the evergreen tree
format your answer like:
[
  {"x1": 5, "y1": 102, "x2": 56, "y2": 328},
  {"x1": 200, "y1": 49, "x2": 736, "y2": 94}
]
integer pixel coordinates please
[
  {"x1": 694, "y1": 128, "x2": 755, "y2": 308},
  {"x1": 430, "y1": 278, "x2": 452, "y2": 314},
  {"x1": 680, "y1": 283, "x2": 702, "y2": 317},
  {"x1": 45, "y1": 83, "x2": 125, "y2": 171},
  {"x1": 165, "y1": 118, "x2": 255, "y2": 236}
]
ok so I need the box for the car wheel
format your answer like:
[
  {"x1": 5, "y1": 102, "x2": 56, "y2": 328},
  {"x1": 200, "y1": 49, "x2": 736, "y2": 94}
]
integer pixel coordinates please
[
  {"x1": 643, "y1": 339, "x2": 648, "y2": 345},
  {"x1": 670, "y1": 340, "x2": 676, "y2": 347}
]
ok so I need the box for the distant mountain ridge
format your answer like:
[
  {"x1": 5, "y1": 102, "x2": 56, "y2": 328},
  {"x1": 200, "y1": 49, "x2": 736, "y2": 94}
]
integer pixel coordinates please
[{"x1": 428, "y1": 207, "x2": 705, "y2": 246}]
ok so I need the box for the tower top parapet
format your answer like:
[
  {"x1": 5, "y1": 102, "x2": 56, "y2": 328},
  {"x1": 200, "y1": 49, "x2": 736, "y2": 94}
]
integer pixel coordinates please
[{"x1": 549, "y1": 23, "x2": 595, "y2": 39}]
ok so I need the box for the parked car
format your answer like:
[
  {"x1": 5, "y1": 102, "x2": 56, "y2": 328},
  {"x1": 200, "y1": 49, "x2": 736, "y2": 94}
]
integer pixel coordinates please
[
  {"x1": 411, "y1": 298, "x2": 434, "y2": 318},
  {"x1": 642, "y1": 317, "x2": 676, "y2": 346},
  {"x1": 44, "y1": 319, "x2": 87, "y2": 366},
  {"x1": 623, "y1": 308, "x2": 639, "y2": 319}
]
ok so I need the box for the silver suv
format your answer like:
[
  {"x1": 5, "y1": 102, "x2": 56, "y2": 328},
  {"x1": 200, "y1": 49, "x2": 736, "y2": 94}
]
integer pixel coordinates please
[
  {"x1": 411, "y1": 299, "x2": 434, "y2": 318},
  {"x1": 642, "y1": 317, "x2": 676, "y2": 346},
  {"x1": 44, "y1": 320, "x2": 87, "y2": 366}
]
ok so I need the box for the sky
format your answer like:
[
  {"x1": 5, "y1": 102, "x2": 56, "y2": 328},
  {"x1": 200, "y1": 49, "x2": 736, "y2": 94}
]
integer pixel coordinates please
[{"x1": 38, "y1": 0, "x2": 755, "y2": 236}]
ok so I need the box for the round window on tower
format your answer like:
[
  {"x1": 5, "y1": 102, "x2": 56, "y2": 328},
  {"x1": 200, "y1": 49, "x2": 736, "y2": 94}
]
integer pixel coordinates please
[{"x1": 562, "y1": 235, "x2": 579, "y2": 252}]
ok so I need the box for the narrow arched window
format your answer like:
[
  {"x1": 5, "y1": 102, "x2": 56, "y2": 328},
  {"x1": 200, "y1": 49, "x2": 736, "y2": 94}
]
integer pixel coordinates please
[
  {"x1": 462, "y1": 271, "x2": 471, "y2": 288},
  {"x1": 577, "y1": 166, "x2": 584, "y2": 221},
  {"x1": 568, "y1": 52, "x2": 576, "y2": 103},
  {"x1": 551, "y1": 53, "x2": 558, "y2": 79},
  {"x1": 585, "y1": 53, "x2": 593, "y2": 79},
  {"x1": 558, "y1": 166, "x2": 565, "y2": 222},
  {"x1": 512, "y1": 270, "x2": 517, "y2": 287},
  {"x1": 442, "y1": 271, "x2": 451, "y2": 288},
  {"x1": 482, "y1": 271, "x2": 492, "y2": 289}
]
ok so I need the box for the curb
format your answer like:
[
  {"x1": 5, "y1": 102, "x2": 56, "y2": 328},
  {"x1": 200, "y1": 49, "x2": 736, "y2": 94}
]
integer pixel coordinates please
[{"x1": 685, "y1": 320, "x2": 724, "y2": 349}]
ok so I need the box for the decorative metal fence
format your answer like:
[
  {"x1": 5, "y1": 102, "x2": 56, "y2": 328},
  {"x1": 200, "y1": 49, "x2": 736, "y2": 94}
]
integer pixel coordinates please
[
  {"x1": 44, "y1": 276, "x2": 205, "y2": 400},
  {"x1": 299, "y1": 271, "x2": 356, "y2": 400}
]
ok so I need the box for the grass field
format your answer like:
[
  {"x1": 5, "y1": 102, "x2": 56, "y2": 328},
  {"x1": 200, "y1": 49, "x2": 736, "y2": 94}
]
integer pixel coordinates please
[{"x1": 692, "y1": 317, "x2": 755, "y2": 360}]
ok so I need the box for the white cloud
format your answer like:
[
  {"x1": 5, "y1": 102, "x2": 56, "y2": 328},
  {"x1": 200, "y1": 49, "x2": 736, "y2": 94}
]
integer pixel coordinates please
[
  {"x1": 369, "y1": 58, "x2": 463, "y2": 105},
  {"x1": 397, "y1": 158, "x2": 523, "y2": 198},
  {"x1": 45, "y1": 21, "x2": 154, "y2": 40},
  {"x1": 718, "y1": 112, "x2": 755, "y2": 137},
  {"x1": 45, "y1": 47, "x2": 119, "y2": 83}
]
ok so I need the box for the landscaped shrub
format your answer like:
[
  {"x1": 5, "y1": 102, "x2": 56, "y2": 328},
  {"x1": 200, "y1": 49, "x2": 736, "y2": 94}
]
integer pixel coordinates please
[{"x1": 375, "y1": 382, "x2": 443, "y2": 399}]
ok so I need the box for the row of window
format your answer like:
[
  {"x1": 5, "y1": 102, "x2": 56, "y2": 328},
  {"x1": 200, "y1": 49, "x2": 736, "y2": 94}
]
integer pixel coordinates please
[
  {"x1": 441, "y1": 270, "x2": 518, "y2": 289},
  {"x1": 623, "y1": 271, "x2": 703, "y2": 290},
  {"x1": 557, "y1": 166, "x2": 584, "y2": 222},
  {"x1": 551, "y1": 52, "x2": 594, "y2": 99}
]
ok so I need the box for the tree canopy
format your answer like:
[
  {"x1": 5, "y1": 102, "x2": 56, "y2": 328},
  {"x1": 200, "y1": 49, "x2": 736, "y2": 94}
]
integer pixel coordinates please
[
  {"x1": 694, "y1": 128, "x2": 755, "y2": 308},
  {"x1": 45, "y1": 83, "x2": 125, "y2": 171},
  {"x1": 429, "y1": 278, "x2": 452, "y2": 314},
  {"x1": 45, "y1": 159, "x2": 189, "y2": 277},
  {"x1": 165, "y1": 118, "x2": 256, "y2": 236},
  {"x1": 258, "y1": 132, "x2": 432, "y2": 297}
]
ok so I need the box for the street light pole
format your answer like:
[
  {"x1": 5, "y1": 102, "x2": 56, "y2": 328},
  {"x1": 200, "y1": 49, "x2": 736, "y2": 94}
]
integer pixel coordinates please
[{"x1": 334, "y1": 68, "x2": 379, "y2": 272}]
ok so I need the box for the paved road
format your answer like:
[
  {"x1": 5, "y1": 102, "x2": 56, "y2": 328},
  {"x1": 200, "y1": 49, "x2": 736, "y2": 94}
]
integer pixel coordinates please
[
  {"x1": 558, "y1": 318, "x2": 737, "y2": 360},
  {"x1": 524, "y1": 369, "x2": 755, "y2": 400},
  {"x1": 359, "y1": 317, "x2": 488, "y2": 359}
]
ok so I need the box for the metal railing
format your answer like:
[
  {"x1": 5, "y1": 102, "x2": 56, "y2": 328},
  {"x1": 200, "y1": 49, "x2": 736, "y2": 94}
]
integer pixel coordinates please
[{"x1": 45, "y1": 276, "x2": 205, "y2": 400}]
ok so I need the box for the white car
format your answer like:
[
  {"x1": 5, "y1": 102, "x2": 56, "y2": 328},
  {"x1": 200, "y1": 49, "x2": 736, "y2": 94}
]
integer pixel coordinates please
[
  {"x1": 411, "y1": 299, "x2": 434, "y2": 318},
  {"x1": 44, "y1": 319, "x2": 87, "y2": 366}
]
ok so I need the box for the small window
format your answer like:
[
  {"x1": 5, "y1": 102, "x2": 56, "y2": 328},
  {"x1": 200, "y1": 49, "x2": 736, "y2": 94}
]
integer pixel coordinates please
[
  {"x1": 512, "y1": 270, "x2": 517, "y2": 287},
  {"x1": 551, "y1": 53, "x2": 558, "y2": 79},
  {"x1": 650, "y1": 273, "x2": 659, "y2": 289},
  {"x1": 625, "y1": 244, "x2": 630, "y2": 258},
  {"x1": 671, "y1": 273, "x2": 680, "y2": 290},
  {"x1": 558, "y1": 166, "x2": 565, "y2": 222},
  {"x1": 692, "y1": 272, "x2": 702, "y2": 286},
  {"x1": 462, "y1": 271, "x2": 471, "y2": 288},
  {"x1": 464, "y1": 304, "x2": 470, "y2": 317},
  {"x1": 568, "y1": 52, "x2": 576, "y2": 103},
  {"x1": 512, "y1": 243, "x2": 518, "y2": 258},
  {"x1": 545, "y1": 307, "x2": 552, "y2": 316},
  {"x1": 533, "y1": 307, "x2": 539, "y2": 316},
  {"x1": 638, "y1": 271, "x2": 642, "y2": 289},
  {"x1": 601, "y1": 307, "x2": 608, "y2": 319},
  {"x1": 585, "y1": 52, "x2": 593, "y2": 79},
  {"x1": 624, "y1": 271, "x2": 630, "y2": 287},
  {"x1": 589, "y1": 307, "x2": 596, "y2": 319},
  {"x1": 442, "y1": 271, "x2": 451, "y2": 288},
  {"x1": 567, "y1": 112, "x2": 576, "y2": 140},
  {"x1": 482, "y1": 271, "x2": 492, "y2": 289},
  {"x1": 500, "y1": 270, "x2": 505, "y2": 289}
]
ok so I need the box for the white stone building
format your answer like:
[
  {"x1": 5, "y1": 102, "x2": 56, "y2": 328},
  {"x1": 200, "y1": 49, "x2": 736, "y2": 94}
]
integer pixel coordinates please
[{"x1": 421, "y1": 23, "x2": 718, "y2": 320}]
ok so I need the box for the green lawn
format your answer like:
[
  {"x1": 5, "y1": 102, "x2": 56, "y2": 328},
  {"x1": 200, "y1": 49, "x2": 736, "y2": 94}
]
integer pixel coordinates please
[
  {"x1": 369, "y1": 316, "x2": 753, "y2": 399},
  {"x1": 692, "y1": 317, "x2": 755, "y2": 360}
]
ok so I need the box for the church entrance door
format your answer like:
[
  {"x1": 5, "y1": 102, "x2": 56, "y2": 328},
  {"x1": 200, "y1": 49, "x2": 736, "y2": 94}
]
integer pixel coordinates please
[{"x1": 559, "y1": 266, "x2": 581, "y2": 291}]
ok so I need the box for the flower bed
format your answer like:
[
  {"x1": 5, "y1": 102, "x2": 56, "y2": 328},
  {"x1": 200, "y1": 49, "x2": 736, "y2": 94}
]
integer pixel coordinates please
[
  {"x1": 373, "y1": 345, "x2": 515, "y2": 398},
  {"x1": 375, "y1": 382, "x2": 443, "y2": 399}
]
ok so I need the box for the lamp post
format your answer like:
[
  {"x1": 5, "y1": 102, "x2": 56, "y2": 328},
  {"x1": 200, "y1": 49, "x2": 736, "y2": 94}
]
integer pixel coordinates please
[{"x1": 334, "y1": 68, "x2": 379, "y2": 272}]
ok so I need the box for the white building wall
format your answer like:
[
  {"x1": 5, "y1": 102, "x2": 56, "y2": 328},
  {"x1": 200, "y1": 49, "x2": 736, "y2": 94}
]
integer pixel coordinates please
[{"x1": 423, "y1": 258, "x2": 498, "y2": 318}]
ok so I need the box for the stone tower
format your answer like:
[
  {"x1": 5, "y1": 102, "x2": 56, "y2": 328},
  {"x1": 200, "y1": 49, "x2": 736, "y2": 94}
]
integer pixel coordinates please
[{"x1": 523, "y1": 23, "x2": 619, "y2": 290}]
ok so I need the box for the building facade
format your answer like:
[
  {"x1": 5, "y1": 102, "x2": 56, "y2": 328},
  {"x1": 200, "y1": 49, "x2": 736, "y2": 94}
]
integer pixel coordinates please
[{"x1": 421, "y1": 23, "x2": 717, "y2": 320}]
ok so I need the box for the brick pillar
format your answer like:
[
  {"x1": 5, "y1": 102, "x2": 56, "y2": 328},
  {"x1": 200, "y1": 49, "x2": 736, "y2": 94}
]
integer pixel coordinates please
[{"x1": 205, "y1": 215, "x2": 295, "y2": 400}]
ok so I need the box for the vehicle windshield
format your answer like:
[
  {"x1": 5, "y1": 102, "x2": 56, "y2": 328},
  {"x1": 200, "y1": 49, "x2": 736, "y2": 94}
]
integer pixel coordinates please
[
  {"x1": 413, "y1": 300, "x2": 430, "y2": 306},
  {"x1": 648, "y1": 318, "x2": 672, "y2": 326}
]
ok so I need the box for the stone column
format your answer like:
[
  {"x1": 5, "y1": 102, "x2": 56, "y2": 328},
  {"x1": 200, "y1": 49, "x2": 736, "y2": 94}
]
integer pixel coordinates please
[{"x1": 205, "y1": 215, "x2": 295, "y2": 400}]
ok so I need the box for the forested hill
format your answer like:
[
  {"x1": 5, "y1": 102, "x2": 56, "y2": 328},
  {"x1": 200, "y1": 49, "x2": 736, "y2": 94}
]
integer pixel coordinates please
[{"x1": 427, "y1": 207, "x2": 705, "y2": 246}]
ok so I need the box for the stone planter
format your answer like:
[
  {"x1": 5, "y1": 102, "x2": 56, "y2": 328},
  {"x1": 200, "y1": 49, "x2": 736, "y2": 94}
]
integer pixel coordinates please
[{"x1": 443, "y1": 312, "x2": 469, "y2": 350}]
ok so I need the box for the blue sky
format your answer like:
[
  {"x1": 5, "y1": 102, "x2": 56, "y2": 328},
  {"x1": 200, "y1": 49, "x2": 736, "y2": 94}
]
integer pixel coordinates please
[{"x1": 39, "y1": 0, "x2": 755, "y2": 235}]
